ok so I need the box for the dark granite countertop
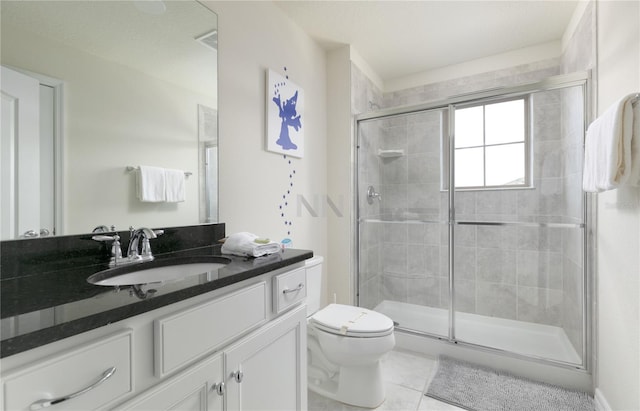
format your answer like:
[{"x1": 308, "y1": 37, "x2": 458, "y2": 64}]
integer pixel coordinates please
[{"x1": 0, "y1": 246, "x2": 313, "y2": 358}]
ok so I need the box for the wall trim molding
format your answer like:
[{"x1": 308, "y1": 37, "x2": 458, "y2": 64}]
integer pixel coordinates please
[{"x1": 594, "y1": 388, "x2": 612, "y2": 411}]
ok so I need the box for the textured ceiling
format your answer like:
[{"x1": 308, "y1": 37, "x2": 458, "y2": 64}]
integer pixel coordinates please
[{"x1": 275, "y1": 1, "x2": 579, "y2": 82}]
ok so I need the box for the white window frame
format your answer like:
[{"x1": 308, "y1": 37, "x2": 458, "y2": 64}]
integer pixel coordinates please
[{"x1": 442, "y1": 95, "x2": 532, "y2": 191}]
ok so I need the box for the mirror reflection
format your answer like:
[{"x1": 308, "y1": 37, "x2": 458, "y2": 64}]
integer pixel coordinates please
[{"x1": 0, "y1": 0, "x2": 218, "y2": 240}]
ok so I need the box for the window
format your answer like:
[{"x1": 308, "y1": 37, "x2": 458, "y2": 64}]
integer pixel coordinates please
[{"x1": 447, "y1": 97, "x2": 529, "y2": 189}]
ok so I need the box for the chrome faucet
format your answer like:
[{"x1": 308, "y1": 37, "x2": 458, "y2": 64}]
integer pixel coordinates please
[
  {"x1": 127, "y1": 227, "x2": 160, "y2": 263},
  {"x1": 93, "y1": 226, "x2": 163, "y2": 267}
]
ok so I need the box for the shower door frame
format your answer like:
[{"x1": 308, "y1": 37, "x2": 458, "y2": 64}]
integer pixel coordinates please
[{"x1": 353, "y1": 70, "x2": 593, "y2": 372}]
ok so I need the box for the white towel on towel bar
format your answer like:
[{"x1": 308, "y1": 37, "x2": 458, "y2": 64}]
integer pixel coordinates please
[
  {"x1": 583, "y1": 93, "x2": 639, "y2": 192},
  {"x1": 137, "y1": 166, "x2": 166, "y2": 202},
  {"x1": 164, "y1": 168, "x2": 185, "y2": 203},
  {"x1": 136, "y1": 166, "x2": 186, "y2": 202}
]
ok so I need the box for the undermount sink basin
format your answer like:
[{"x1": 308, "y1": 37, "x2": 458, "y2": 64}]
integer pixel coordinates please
[{"x1": 87, "y1": 256, "x2": 231, "y2": 286}]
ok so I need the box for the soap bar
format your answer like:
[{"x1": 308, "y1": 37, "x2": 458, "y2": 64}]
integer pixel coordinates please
[{"x1": 254, "y1": 238, "x2": 270, "y2": 244}]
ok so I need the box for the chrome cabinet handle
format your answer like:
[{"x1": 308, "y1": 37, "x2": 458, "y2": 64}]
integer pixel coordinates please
[
  {"x1": 232, "y1": 370, "x2": 243, "y2": 383},
  {"x1": 29, "y1": 366, "x2": 116, "y2": 410},
  {"x1": 282, "y1": 283, "x2": 304, "y2": 294},
  {"x1": 212, "y1": 382, "x2": 225, "y2": 396}
]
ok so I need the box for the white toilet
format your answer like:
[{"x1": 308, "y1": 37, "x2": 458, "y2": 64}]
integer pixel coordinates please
[{"x1": 305, "y1": 257, "x2": 395, "y2": 408}]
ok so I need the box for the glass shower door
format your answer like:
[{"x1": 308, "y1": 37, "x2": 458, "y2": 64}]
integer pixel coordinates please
[
  {"x1": 357, "y1": 108, "x2": 449, "y2": 338},
  {"x1": 355, "y1": 72, "x2": 589, "y2": 369},
  {"x1": 451, "y1": 85, "x2": 587, "y2": 366}
]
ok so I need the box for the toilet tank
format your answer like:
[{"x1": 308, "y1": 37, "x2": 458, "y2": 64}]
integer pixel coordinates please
[{"x1": 305, "y1": 256, "x2": 323, "y2": 316}]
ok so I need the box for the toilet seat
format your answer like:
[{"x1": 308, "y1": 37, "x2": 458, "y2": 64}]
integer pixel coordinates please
[{"x1": 310, "y1": 304, "x2": 394, "y2": 338}]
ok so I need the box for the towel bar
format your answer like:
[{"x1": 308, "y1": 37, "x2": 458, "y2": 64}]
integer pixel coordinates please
[{"x1": 126, "y1": 166, "x2": 192, "y2": 177}]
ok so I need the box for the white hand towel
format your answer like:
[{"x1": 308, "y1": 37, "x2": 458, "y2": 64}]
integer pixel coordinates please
[
  {"x1": 137, "y1": 166, "x2": 166, "y2": 202},
  {"x1": 221, "y1": 232, "x2": 281, "y2": 257},
  {"x1": 164, "y1": 168, "x2": 186, "y2": 203},
  {"x1": 583, "y1": 93, "x2": 638, "y2": 192},
  {"x1": 628, "y1": 101, "x2": 640, "y2": 187}
]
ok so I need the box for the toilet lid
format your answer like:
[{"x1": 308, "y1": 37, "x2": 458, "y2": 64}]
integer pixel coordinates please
[{"x1": 310, "y1": 304, "x2": 394, "y2": 337}]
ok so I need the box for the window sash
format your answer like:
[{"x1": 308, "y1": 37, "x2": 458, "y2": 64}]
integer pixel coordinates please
[{"x1": 446, "y1": 95, "x2": 530, "y2": 190}]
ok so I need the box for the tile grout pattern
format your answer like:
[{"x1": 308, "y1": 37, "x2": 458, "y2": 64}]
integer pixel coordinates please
[{"x1": 308, "y1": 349, "x2": 465, "y2": 411}]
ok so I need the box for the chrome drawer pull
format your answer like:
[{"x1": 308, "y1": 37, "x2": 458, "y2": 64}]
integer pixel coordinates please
[
  {"x1": 282, "y1": 283, "x2": 304, "y2": 294},
  {"x1": 29, "y1": 366, "x2": 116, "y2": 410}
]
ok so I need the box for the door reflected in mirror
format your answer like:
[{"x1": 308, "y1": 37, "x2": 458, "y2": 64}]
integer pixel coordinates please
[{"x1": 0, "y1": 0, "x2": 218, "y2": 240}]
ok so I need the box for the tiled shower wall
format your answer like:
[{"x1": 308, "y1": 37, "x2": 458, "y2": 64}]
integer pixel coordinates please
[
  {"x1": 355, "y1": 1, "x2": 594, "y2": 358},
  {"x1": 358, "y1": 85, "x2": 582, "y2": 326}
]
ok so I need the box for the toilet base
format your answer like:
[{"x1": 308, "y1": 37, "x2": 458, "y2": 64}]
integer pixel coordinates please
[{"x1": 308, "y1": 361, "x2": 386, "y2": 409}]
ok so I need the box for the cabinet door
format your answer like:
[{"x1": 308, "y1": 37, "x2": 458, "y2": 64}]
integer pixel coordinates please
[
  {"x1": 115, "y1": 353, "x2": 224, "y2": 411},
  {"x1": 225, "y1": 305, "x2": 307, "y2": 411}
]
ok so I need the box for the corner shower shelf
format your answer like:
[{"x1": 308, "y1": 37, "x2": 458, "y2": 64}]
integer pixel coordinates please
[{"x1": 377, "y1": 149, "x2": 404, "y2": 158}]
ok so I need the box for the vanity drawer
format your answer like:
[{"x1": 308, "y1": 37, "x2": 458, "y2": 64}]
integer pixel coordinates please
[
  {"x1": 2, "y1": 329, "x2": 133, "y2": 411},
  {"x1": 155, "y1": 281, "x2": 267, "y2": 377},
  {"x1": 273, "y1": 267, "x2": 307, "y2": 314}
]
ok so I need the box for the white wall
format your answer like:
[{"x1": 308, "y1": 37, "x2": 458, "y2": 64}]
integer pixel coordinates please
[
  {"x1": 595, "y1": 1, "x2": 640, "y2": 410},
  {"x1": 202, "y1": 2, "x2": 328, "y2": 269},
  {"x1": 326, "y1": 46, "x2": 353, "y2": 305}
]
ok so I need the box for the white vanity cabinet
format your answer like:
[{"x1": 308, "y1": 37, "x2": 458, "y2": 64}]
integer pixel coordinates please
[
  {"x1": 225, "y1": 305, "x2": 306, "y2": 411},
  {"x1": 1, "y1": 262, "x2": 308, "y2": 411},
  {"x1": 117, "y1": 306, "x2": 307, "y2": 411},
  {"x1": 115, "y1": 352, "x2": 225, "y2": 411}
]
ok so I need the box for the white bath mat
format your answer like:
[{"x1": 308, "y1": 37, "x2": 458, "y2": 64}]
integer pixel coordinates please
[{"x1": 425, "y1": 355, "x2": 595, "y2": 411}]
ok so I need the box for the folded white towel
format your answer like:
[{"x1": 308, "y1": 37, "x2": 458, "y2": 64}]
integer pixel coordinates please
[
  {"x1": 221, "y1": 232, "x2": 281, "y2": 257},
  {"x1": 583, "y1": 93, "x2": 638, "y2": 192},
  {"x1": 137, "y1": 166, "x2": 166, "y2": 202},
  {"x1": 628, "y1": 100, "x2": 640, "y2": 187},
  {"x1": 164, "y1": 168, "x2": 186, "y2": 203}
]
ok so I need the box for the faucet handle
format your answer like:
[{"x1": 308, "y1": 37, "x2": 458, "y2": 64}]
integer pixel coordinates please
[
  {"x1": 92, "y1": 234, "x2": 117, "y2": 242},
  {"x1": 92, "y1": 233, "x2": 123, "y2": 261},
  {"x1": 111, "y1": 235, "x2": 122, "y2": 259}
]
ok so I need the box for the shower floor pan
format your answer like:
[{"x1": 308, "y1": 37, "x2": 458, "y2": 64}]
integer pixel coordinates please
[{"x1": 374, "y1": 300, "x2": 581, "y2": 365}]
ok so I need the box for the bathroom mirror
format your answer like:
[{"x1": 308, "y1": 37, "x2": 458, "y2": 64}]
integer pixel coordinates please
[{"x1": 0, "y1": 0, "x2": 218, "y2": 240}]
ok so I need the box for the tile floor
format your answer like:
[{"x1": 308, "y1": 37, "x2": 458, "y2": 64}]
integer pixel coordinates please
[{"x1": 308, "y1": 349, "x2": 465, "y2": 411}]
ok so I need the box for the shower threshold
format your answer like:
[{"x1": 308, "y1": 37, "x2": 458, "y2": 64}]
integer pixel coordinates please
[{"x1": 374, "y1": 300, "x2": 581, "y2": 365}]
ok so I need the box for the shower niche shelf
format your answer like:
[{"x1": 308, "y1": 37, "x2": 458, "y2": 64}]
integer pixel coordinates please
[{"x1": 377, "y1": 149, "x2": 404, "y2": 158}]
